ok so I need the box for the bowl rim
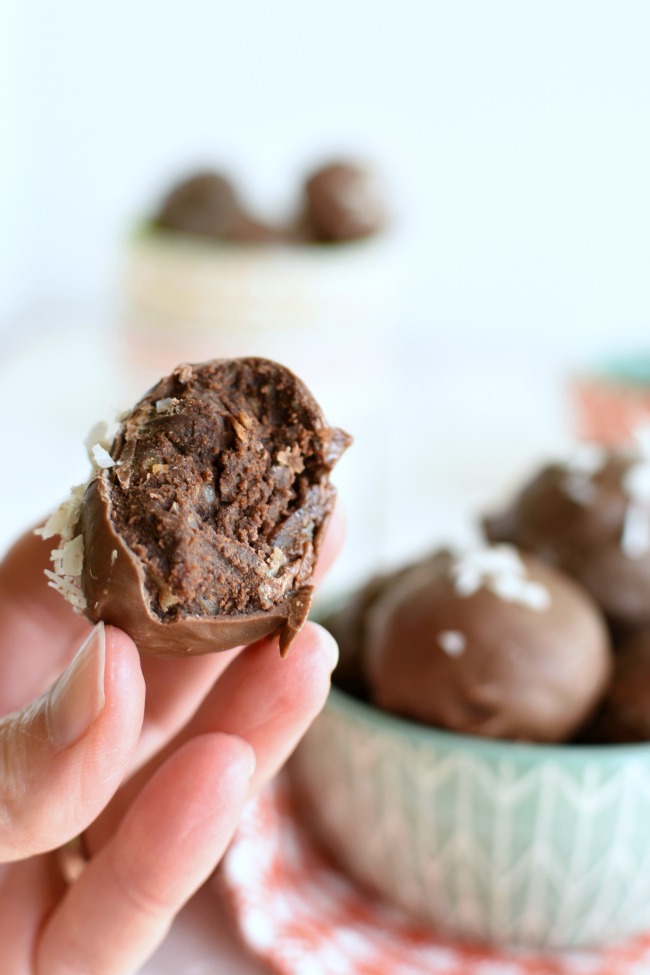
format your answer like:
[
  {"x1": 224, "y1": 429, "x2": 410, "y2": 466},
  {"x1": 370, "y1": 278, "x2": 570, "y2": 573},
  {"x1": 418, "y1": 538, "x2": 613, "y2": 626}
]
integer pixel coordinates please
[{"x1": 327, "y1": 682, "x2": 650, "y2": 765}]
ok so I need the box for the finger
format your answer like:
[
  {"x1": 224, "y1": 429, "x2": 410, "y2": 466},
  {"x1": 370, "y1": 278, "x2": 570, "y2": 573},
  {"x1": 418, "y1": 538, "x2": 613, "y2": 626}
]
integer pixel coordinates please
[
  {"x1": 133, "y1": 649, "x2": 240, "y2": 769},
  {"x1": 0, "y1": 857, "x2": 64, "y2": 975},
  {"x1": 0, "y1": 529, "x2": 91, "y2": 713},
  {"x1": 87, "y1": 622, "x2": 337, "y2": 851},
  {"x1": 38, "y1": 734, "x2": 254, "y2": 975},
  {"x1": 198, "y1": 622, "x2": 339, "y2": 791},
  {"x1": 0, "y1": 624, "x2": 144, "y2": 861}
]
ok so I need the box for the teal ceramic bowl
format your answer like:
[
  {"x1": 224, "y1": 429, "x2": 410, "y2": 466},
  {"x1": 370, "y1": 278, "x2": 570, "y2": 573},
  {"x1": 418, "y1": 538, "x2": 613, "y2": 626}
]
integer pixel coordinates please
[{"x1": 290, "y1": 685, "x2": 650, "y2": 949}]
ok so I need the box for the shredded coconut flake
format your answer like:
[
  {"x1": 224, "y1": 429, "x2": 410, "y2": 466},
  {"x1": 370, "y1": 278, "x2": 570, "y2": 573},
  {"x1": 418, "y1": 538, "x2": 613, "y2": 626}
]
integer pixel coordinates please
[
  {"x1": 620, "y1": 443, "x2": 650, "y2": 558},
  {"x1": 561, "y1": 443, "x2": 605, "y2": 506},
  {"x1": 40, "y1": 491, "x2": 88, "y2": 613},
  {"x1": 563, "y1": 471, "x2": 598, "y2": 506},
  {"x1": 84, "y1": 421, "x2": 111, "y2": 453},
  {"x1": 451, "y1": 545, "x2": 551, "y2": 612},
  {"x1": 36, "y1": 483, "x2": 86, "y2": 541},
  {"x1": 624, "y1": 463, "x2": 650, "y2": 505},
  {"x1": 633, "y1": 423, "x2": 650, "y2": 457},
  {"x1": 155, "y1": 397, "x2": 178, "y2": 414},
  {"x1": 91, "y1": 443, "x2": 116, "y2": 469},
  {"x1": 567, "y1": 443, "x2": 607, "y2": 476},
  {"x1": 266, "y1": 547, "x2": 287, "y2": 578},
  {"x1": 37, "y1": 408, "x2": 128, "y2": 615},
  {"x1": 51, "y1": 534, "x2": 85, "y2": 577},
  {"x1": 437, "y1": 630, "x2": 466, "y2": 657},
  {"x1": 84, "y1": 413, "x2": 123, "y2": 467},
  {"x1": 159, "y1": 588, "x2": 181, "y2": 611},
  {"x1": 44, "y1": 569, "x2": 86, "y2": 613},
  {"x1": 621, "y1": 503, "x2": 650, "y2": 559},
  {"x1": 276, "y1": 446, "x2": 305, "y2": 475},
  {"x1": 231, "y1": 418, "x2": 249, "y2": 441}
]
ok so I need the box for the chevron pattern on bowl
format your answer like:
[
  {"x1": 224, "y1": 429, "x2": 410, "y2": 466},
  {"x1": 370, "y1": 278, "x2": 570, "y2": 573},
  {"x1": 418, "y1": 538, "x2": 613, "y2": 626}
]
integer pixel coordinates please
[{"x1": 290, "y1": 686, "x2": 650, "y2": 948}]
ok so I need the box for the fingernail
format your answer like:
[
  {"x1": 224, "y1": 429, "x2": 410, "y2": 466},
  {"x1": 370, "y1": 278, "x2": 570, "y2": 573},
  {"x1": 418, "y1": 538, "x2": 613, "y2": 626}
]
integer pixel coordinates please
[
  {"x1": 317, "y1": 626, "x2": 339, "y2": 672},
  {"x1": 47, "y1": 622, "x2": 106, "y2": 748},
  {"x1": 242, "y1": 741, "x2": 257, "y2": 778}
]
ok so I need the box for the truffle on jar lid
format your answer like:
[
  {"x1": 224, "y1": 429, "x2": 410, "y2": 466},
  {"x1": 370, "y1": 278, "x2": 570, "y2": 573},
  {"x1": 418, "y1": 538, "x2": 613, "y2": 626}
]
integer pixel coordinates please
[
  {"x1": 40, "y1": 357, "x2": 351, "y2": 657},
  {"x1": 302, "y1": 161, "x2": 389, "y2": 243},
  {"x1": 153, "y1": 171, "x2": 286, "y2": 244},
  {"x1": 363, "y1": 545, "x2": 612, "y2": 743},
  {"x1": 154, "y1": 171, "x2": 244, "y2": 240},
  {"x1": 483, "y1": 440, "x2": 650, "y2": 632}
]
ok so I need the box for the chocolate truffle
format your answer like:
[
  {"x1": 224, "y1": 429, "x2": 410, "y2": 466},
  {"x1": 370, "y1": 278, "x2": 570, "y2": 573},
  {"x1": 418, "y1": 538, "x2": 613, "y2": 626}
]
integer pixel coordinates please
[
  {"x1": 154, "y1": 171, "x2": 244, "y2": 240},
  {"x1": 303, "y1": 162, "x2": 388, "y2": 243},
  {"x1": 325, "y1": 555, "x2": 439, "y2": 698},
  {"x1": 588, "y1": 631, "x2": 650, "y2": 743},
  {"x1": 363, "y1": 545, "x2": 612, "y2": 743},
  {"x1": 153, "y1": 170, "x2": 289, "y2": 244},
  {"x1": 483, "y1": 444, "x2": 650, "y2": 632},
  {"x1": 45, "y1": 358, "x2": 351, "y2": 656}
]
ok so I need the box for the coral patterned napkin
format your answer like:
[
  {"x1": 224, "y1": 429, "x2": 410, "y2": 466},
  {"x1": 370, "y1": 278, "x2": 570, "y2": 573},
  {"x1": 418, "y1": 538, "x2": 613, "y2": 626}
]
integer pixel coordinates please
[{"x1": 219, "y1": 777, "x2": 650, "y2": 975}]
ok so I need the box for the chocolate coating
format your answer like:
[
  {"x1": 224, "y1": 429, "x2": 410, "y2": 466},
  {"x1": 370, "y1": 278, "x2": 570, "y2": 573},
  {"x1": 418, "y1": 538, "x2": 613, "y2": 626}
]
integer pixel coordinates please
[
  {"x1": 484, "y1": 450, "x2": 650, "y2": 631},
  {"x1": 587, "y1": 631, "x2": 650, "y2": 743},
  {"x1": 363, "y1": 549, "x2": 612, "y2": 743},
  {"x1": 79, "y1": 358, "x2": 351, "y2": 656},
  {"x1": 303, "y1": 162, "x2": 388, "y2": 242}
]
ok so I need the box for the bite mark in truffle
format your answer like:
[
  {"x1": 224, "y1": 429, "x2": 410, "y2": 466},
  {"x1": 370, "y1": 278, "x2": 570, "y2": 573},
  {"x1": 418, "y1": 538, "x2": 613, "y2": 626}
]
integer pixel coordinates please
[{"x1": 48, "y1": 357, "x2": 351, "y2": 657}]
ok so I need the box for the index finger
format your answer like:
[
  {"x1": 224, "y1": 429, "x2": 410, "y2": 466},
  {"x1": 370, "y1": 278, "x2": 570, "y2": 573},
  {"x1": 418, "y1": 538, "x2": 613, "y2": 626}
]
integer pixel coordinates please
[{"x1": 0, "y1": 529, "x2": 90, "y2": 713}]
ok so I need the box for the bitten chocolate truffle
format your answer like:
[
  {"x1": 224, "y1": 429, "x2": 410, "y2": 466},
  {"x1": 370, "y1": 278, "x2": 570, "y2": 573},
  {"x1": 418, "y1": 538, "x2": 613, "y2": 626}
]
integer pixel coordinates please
[
  {"x1": 45, "y1": 358, "x2": 351, "y2": 656},
  {"x1": 303, "y1": 162, "x2": 388, "y2": 243},
  {"x1": 363, "y1": 546, "x2": 612, "y2": 743},
  {"x1": 483, "y1": 445, "x2": 650, "y2": 632}
]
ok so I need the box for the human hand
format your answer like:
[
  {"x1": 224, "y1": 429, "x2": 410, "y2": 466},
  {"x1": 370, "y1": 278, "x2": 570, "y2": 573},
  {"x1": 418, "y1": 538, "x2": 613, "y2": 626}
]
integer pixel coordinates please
[{"x1": 0, "y1": 514, "x2": 342, "y2": 974}]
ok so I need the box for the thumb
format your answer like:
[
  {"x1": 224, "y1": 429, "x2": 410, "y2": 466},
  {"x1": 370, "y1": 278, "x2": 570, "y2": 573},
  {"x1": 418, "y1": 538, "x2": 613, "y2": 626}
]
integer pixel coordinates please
[{"x1": 0, "y1": 622, "x2": 145, "y2": 862}]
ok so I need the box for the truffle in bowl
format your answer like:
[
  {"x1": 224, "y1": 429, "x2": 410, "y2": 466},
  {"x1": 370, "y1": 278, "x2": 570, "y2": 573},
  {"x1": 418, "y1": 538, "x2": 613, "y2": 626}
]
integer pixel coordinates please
[
  {"x1": 289, "y1": 545, "x2": 650, "y2": 948},
  {"x1": 483, "y1": 443, "x2": 650, "y2": 634}
]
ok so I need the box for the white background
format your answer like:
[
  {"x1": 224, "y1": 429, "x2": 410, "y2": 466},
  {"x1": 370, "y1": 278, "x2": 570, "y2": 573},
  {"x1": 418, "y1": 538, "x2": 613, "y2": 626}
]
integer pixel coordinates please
[
  {"x1": 1, "y1": 0, "x2": 649, "y2": 358},
  {"x1": 1, "y1": 0, "x2": 650, "y2": 577}
]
